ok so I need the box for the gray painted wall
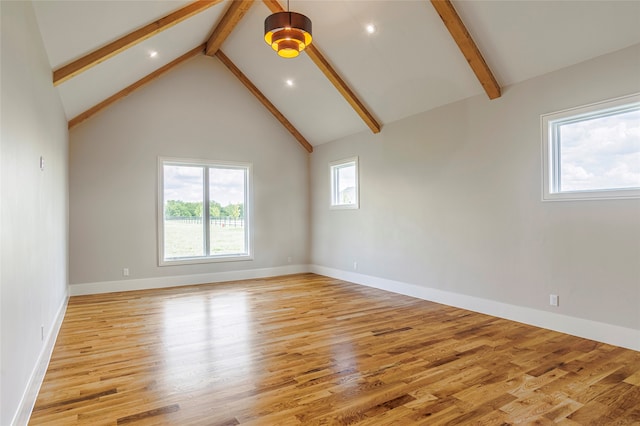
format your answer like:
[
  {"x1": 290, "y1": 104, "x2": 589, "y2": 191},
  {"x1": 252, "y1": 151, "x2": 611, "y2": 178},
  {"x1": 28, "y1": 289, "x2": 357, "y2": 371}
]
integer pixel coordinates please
[
  {"x1": 69, "y1": 55, "x2": 310, "y2": 286},
  {"x1": 310, "y1": 44, "x2": 640, "y2": 332},
  {"x1": 1, "y1": 1, "x2": 69, "y2": 424}
]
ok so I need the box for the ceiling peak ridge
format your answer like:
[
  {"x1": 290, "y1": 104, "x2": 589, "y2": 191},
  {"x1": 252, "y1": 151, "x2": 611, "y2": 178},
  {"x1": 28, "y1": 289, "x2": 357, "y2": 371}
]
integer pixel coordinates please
[{"x1": 262, "y1": 0, "x2": 382, "y2": 135}]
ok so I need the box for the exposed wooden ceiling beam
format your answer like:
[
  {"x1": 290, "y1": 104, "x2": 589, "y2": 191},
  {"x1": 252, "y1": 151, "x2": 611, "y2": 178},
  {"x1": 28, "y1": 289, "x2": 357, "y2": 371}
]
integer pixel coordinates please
[
  {"x1": 54, "y1": 0, "x2": 222, "y2": 86},
  {"x1": 305, "y1": 44, "x2": 381, "y2": 134},
  {"x1": 430, "y1": 0, "x2": 501, "y2": 99},
  {"x1": 262, "y1": 0, "x2": 381, "y2": 135},
  {"x1": 215, "y1": 50, "x2": 313, "y2": 153},
  {"x1": 68, "y1": 45, "x2": 206, "y2": 129},
  {"x1": 205, "y1": 0, "x2": 254, "y2": 56}
]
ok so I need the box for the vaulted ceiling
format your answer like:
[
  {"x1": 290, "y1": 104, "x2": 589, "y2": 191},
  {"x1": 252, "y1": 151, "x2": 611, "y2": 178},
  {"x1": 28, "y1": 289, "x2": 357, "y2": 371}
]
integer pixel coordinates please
[{"x1": 33, "y1": 0, "x2": 640, "y2": 152}]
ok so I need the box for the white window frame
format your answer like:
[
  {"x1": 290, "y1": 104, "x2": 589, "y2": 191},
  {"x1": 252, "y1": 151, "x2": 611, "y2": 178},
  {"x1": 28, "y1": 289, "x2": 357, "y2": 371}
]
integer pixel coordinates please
[
  {"x1": 330, "y1": 157, "x2": 359, "y2": 209},
  {"x1": 541, "y1": 93, "x2": 640, "y2": 201},
  {"x1": 157, "y1": 157, "x2": 253, "y2": 266}
]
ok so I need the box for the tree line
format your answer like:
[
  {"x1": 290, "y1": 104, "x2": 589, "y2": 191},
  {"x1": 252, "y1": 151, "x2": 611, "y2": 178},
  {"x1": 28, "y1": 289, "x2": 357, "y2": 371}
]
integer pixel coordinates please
[{"x1": 165, "y1": 200, "x2": 244, "y2": 219}]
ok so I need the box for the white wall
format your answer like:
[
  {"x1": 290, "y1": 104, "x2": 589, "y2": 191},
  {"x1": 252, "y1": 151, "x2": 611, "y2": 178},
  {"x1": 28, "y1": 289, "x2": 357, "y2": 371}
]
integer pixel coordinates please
[
  {"x1": 69, "y1": 55, "x2": 309, "y2": 292},
  {"x1": 310, "y1": 45, "x2": 640, "y2": 344},
  {"x1": 0, "y1": 1, "x2": 69, "y2": 424}
]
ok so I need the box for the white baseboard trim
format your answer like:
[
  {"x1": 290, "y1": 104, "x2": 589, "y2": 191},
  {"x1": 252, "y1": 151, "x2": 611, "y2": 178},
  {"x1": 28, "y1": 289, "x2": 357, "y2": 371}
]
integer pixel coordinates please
[
  {"x1": 12, "y1": 293, "x2": 69, "y2": 426},
  {"x1": 69, "y1": 264, "x2": 310, "y2": 296},
  {"x1": 68, "y1": 264, "x2": 640, "y2": 351},
  {"x1": 310, "y1": 265, "x2": 640, "y2": 352}
]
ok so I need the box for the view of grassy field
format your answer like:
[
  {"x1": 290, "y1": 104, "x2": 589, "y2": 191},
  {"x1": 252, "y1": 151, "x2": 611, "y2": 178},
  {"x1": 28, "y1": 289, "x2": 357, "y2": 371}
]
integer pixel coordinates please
[{"x1": 164, "y1": 221, "x2": 245, "y2": 258}]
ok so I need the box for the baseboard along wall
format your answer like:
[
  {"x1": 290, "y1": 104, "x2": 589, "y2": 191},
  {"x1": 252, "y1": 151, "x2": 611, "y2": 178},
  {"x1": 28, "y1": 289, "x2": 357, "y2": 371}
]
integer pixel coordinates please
[
  {"x1": 69, "y1": 264, "x2": 640, "y2": 350},
  {"x1": 68, "y1": 265, "x2": 310, "y2": 296},
  {"x1": 309, "y1": 265, "x2": 640, "y2": 352},
  {"x1": 14, "y1": 294, "x2": 68, "y2": 426}
]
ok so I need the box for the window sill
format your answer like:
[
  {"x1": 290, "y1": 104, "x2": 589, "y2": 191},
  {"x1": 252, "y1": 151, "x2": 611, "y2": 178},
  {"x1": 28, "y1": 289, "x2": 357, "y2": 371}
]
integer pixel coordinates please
[
  {"x1": 159, "y1": 254, "x2": 253, "y2": 266},
  {"x1": 542, "y1": 188, "x2": 640, "y2": 201}
]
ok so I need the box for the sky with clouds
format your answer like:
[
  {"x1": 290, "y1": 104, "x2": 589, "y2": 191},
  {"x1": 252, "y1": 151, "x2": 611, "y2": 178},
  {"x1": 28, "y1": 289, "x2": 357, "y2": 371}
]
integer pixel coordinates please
[
  {"x1": 559, "y1": 108, "x2": 640, "y2": 192},
  {"x1": 163, "y1": 165, "x2": 245, "y2": 206},
  {"x1": 336, "y1": 164, "x2": 356, "y2": 193}
]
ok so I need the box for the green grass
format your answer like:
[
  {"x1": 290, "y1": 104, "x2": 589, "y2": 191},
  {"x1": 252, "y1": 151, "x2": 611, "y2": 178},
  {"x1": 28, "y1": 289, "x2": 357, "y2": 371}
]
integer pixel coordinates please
[{"x1": 164, "y1": 221, "x2": 245, "y2": 258}]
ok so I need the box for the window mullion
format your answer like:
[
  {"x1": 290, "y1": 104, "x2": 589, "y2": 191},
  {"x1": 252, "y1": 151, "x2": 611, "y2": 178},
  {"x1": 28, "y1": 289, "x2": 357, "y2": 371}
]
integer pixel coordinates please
[
  {"x1": 331, "y1": 169, "x2": 337, "y2": 205},
  {"x1": 203, "y1": 167, "x2": 211, "y2": 256},
  {"x1": 552, "y1": 123, "x2": 561, "y2": 193}
]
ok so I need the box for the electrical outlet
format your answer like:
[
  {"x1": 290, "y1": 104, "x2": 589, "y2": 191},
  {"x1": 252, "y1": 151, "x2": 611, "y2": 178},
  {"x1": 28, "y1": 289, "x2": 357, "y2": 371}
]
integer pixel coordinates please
[
  {"x1": 549, "y1": 294, "x2": 559, "y2": 307},
  {"x1": 123, "y1": 268, "x2": 129, "y2": 277},
  {"x1": 287, "y1": 256, "x2": 292, "y2": 263},
  {"x1": 41, "y1": 325, "x2": 45, "y2": 341},
  {"x1": 353, "y1": 261, "x2": 358, "y2": 270}
]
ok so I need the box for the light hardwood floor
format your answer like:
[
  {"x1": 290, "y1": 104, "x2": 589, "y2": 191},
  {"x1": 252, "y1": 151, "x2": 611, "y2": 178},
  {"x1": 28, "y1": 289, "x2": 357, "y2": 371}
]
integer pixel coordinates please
[{"x1": 30, "y1": 274, "x2": 640, "y2": 425}]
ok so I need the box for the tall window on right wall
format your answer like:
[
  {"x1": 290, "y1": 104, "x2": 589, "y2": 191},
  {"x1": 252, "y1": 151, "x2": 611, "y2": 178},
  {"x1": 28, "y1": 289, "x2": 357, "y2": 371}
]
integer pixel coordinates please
[
  {"x1": 330, "y1": 157, "x2": 359, "y2": 209},
  {"x1": 541, "y1": 93, "x2": 640, "y2": 201}
]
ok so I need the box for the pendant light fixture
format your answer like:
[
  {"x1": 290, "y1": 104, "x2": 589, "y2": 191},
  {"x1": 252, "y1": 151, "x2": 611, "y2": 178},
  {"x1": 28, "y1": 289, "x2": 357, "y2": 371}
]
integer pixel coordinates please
[{"x1": 264, "y1": 0, "x2": 312, "y2": 58}]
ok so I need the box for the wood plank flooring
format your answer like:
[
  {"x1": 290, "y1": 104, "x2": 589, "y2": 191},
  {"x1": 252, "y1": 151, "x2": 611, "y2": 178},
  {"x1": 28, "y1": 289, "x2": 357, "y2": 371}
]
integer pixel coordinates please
[{"x1": 30, "y1": 274, "x2": 640, "y2": 425}]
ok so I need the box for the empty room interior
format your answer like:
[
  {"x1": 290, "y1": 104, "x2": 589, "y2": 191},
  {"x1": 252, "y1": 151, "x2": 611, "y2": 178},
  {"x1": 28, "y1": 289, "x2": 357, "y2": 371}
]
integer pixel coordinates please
[{"x1": 2, "y1": 0, "x2": 640, "y2": 424}]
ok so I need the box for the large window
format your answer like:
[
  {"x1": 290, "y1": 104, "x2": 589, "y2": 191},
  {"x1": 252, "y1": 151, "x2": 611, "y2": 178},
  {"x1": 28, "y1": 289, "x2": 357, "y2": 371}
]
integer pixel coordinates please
[
  {"x1": 158, "y1": 158, "x2": 251, "y2": 265},
  {"x1": 541, "y1": 93, "x2": 640, "y2": 201},
  {"x1": 330, "y1": 157, "x2": 359, "y2": 209}
]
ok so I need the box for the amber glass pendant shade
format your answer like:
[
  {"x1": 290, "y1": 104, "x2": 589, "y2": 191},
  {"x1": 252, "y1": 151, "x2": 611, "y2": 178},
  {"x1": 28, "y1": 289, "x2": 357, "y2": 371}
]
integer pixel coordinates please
[{"x1": 264, "y1": 11, "x2": 312, "y2": 58}]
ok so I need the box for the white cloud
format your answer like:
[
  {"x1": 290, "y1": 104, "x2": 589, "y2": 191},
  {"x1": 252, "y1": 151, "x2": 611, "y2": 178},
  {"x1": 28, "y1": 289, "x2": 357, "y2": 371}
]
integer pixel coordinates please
[
  {"x1": 164, "y1": 165, "x2": 245, "y2": 205},
  {"x1": 209, "y1": 168, "x2": 245, "y2": 206},
  {"x1": 164, "y1": 165, "x2": 203, "y2": 202},
  {"x1": 560, "y1": 109, "x2": 640, "y2": 191}
]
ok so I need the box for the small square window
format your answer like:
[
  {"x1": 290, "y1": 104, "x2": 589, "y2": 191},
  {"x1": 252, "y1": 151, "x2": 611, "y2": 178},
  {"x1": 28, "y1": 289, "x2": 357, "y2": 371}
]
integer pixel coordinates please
[
  {"x1": 541, "y1": 94, "x2": 640, "y2": 201},
  {"x1": 330, "y1": 157, "x2": 359, "y2": 209}
]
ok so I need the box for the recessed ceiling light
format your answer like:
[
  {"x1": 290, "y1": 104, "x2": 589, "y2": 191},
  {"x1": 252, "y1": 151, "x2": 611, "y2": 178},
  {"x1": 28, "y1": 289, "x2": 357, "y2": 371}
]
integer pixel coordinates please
[
  {"x1": 149, "y1": 51, "x2": 158, "y2": 58},
  {"x1": 366, "y1": 24, "x2": 376, "y2": 34},
  {"x1": 286, "y1": 79, "x2": 294, "y2": 87}
]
